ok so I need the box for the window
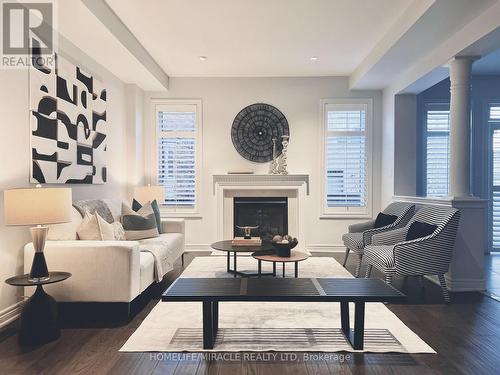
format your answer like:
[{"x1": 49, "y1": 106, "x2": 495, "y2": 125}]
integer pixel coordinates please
[
  {"x1": 151, "y1": 100, "x2": 202, "y2": 216},
  {"x1": 320, "y1": 99, "x2": 372, "y2": 218},
  {"x1": 489, "y1": 103, "x2": 500, "y2": 250},
  {"x1": 424, "y1": 103, "x2": 450, "y2": 197}
]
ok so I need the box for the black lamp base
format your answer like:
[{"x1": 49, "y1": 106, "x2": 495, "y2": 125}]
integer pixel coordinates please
[{"x1": 29, "y1": 252, "x2": 50, "y2": 283}]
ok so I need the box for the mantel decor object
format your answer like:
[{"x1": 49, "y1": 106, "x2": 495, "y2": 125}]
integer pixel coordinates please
[
  {"x1": 278, "y1": 135, "x2": 290, "y2": 175},
  {"x1": 269, "y1": 138, "x2": 279, "y2": 174},
  {"x1": 231, "y1": 103, "x2": 290, "y2": 163},
  {"x1": 4, "y1": 185, "x2": 72, "y2": 282}
]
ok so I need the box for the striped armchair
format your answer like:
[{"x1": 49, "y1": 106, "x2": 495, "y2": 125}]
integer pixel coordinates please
[
  {"x1": 364, "y1": 206, "x2": 460, "y2": 302},
  {"x1": 342, "y1": 202, "x2": 415, "y2": 277}
]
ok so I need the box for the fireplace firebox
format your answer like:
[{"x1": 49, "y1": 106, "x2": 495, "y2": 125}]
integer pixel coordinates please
[{"x1": 233, "y1": 197, "x2": 288, "y2": 241}]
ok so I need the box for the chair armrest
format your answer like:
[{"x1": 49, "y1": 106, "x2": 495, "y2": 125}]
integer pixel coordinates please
[
  {"x1": 371, "y1": 227, "x2": 408, "y2": 245},
  {"x1": 24, "y1": 241, "x2": 141, "y2": 302},
  {"x1": 363, "y1": 221, "x2": 402, "y2": 246},
  {"x1": 348, "y1": 219, "x2": 375, "y2": 233},
  {"x1": 393, "y1": 232, "x2": 454, "y2": 276},
  {"x1": 161, "y1": 218, "x2": 185, "y2": 235}
]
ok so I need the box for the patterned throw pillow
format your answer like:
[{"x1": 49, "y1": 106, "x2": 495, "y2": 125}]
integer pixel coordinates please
[
  {"x1": 132, "y1": 198, "x2": 162, "y2": 233},
  {"x1": 112, "y1": 222, "x2": 126, "y2": 241},
  {"x1": 121, "y1": 203, "x2": 160, "y2": 240},
  {"x1": 77, "y1": 211, "x2": 115, "y2": 240}
]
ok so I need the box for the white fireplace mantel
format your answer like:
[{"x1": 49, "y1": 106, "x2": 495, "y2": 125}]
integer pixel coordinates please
[{"x1": 212, "y1": 174, "x2": 310, "y2": 195}]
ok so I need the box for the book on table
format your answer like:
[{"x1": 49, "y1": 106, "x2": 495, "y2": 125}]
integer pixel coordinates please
[{"x1": 231, "y1": 237, "x2": 262, "y2": 246}]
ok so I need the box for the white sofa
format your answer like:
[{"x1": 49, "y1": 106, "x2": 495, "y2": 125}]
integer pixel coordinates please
[{"x1": 23, "y1": 200, "x2": 185, "y2": 304}]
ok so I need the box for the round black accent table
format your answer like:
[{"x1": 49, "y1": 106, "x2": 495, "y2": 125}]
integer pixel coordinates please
[
  {"x1": 211, "y1": 240, "x2": 274, "y2": 277},
  {"x1": 5, "y1": 271, "x2": 71, "y2": 346}
]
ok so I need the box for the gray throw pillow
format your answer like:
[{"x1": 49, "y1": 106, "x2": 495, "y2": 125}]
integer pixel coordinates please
[{"x1": 121, "y1": 203, "x2": 159, "y2": 240}]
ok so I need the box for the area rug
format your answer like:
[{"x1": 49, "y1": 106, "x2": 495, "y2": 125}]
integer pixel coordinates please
[{"x1": 120, "y1": 256, "x2": 435, "y2": 353}]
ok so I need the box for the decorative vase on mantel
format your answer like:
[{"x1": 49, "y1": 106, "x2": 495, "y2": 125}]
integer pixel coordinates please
[
  {"x1": 278, "y1": 135, "x2": 289, "y2": 175},
  {"x1": 269, "y1": 138, "x2": 279, "y2": 175}
]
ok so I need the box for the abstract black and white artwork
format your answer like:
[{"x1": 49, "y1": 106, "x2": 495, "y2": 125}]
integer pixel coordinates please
[{"x1": 30, "y1": 46, "x2": 107, "y2": 184}]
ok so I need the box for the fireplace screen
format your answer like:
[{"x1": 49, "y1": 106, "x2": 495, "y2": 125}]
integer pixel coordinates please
[{"x1": 233, "y1": 197, "x2": 288, "y2": 241}]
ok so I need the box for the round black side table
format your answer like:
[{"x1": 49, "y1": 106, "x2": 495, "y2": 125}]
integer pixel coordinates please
[{"x1": 5, "y1": 271, "x2": 71, "y2": 346}]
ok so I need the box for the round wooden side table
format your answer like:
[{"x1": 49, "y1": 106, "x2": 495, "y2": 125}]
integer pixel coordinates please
[
  {"x1": 5, "y1": 271, "x2": 71, "y2": 346},
  {"x1": 211, "y1": 240, "x2": 275, "y2": 277},
  {"x1": 252, "y1": 250, "x2": 310, "y2": 278}
]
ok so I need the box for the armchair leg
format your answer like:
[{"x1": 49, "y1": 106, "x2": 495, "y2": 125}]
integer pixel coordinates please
[
  {"x1": 385, "y1": 274, "x2": 393, "y2": 285},
  {"x1": 438, "y1": 274, "x2": 450, "y2": 303},
  {"x1": 365, "y1": 264, "x2": 372, "y2": 278},
  {"x1": 355, "y1": 253, "x2": 363, "y2": 278},
  {"x1": 181, "y1": 253, "x2": 185, "y2": 267},
  {"x1": 342, "y1": 248, "x2": 350, "y2": 267}
]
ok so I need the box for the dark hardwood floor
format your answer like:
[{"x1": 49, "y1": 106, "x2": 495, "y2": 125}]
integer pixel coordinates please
[{"x1": 1, "y1": 252, "x2": 499, "y2": 375}]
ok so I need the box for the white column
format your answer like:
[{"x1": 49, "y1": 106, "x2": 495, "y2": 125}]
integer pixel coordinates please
[{"x1": 449, "y1": 57, "x2": 474, "y2": 198}]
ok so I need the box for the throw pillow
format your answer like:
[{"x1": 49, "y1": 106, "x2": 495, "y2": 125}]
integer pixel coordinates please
[
  {"x1": 77, "y1": 211, "x2": 115, "y2": 240},
  {"x1": 112, "y1": 221, "x2": 126, "y2": 241},
  {"x1": 406, "y1": 221, "x2": 438, "y2": 241},
  {"x1": 374, "y1": 212, "x2": 398, "y2": 228},
  {"x1": 121, "y1": 203, "x2": 160, "y2": 240},
  {"x1": 132, "y1": 198, "x2": 162, "y2": 234},
  {"x1": 73, "y1": 199, "x2": 115, "y2": 223}
]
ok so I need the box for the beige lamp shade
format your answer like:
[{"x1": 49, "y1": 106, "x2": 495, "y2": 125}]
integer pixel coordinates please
[
  {"x1": 134, "y1": 185, "x2": 165, "y2": 205},
  {"x1": 4, "y1": 187, "x2": 72, "y2": 226}
]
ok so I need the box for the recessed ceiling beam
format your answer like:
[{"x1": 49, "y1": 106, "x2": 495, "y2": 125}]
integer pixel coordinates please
[{"x1": 82, "y1": 0, "x2": 169, "y2": 90}]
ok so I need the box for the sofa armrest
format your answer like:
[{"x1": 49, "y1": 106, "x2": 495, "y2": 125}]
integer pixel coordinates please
[
  {"x1": 161, "y1": 218, "x2": 185, "y2": 235},
  {"x1": 24, "y1": 241, "x2": 141, "y2": 303}
]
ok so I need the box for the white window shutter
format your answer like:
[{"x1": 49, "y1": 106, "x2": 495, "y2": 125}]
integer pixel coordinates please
[
  {"x1": 425, "y1": 108, "x2": 450, "y2": 197},
  {"x1": 326, "y1": 109, "x2": 367, "y2": 208},
  {"x1": 157, "y1": 110, "x2": 197, "y2": 208}
]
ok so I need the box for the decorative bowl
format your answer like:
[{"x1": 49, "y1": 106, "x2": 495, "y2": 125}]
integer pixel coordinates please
[{"x1": 271, "y1": 239, "x2": 298, "y2": 257}]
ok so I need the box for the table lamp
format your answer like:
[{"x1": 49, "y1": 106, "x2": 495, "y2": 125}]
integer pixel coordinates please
[
  {"x1": 133, "y1": 184, "x2": 165, "y2": 205},
  {"x1": 4, "y1": 185, "x2": 72, "y2": 282}
]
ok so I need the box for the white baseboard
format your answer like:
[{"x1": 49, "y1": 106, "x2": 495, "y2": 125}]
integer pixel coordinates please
[
  {"x1": 306, "y1": 244, "x2": 345, "y2": 253},
  {"x1": 185, "y1": 244, "x2": 212, "y2": 252},
  {"x1": 425, "y1": 275, "x2": 486, "y2": 292},
  {"x1": 0, "y1": 301, "x2": 24, "y2": 330}
]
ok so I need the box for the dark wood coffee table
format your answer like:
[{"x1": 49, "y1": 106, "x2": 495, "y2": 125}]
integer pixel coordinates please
[
  {"x1": 162, "y1": 277, "x2": 405, "y2": 350},
  {"x1": 211, "y1": 240, "x2": 274, "y2": 277},
  {"x1": 252, "y1": 250, "x2": 310, "y2": 277}
]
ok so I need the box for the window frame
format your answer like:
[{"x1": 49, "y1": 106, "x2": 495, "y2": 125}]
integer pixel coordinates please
[
  {"x1": 319, "y1": 98, "x2": 373, "y2": 219},
  {"x1": 422, "y1": 101, "x2": 450, "y2": 198},
  {"x1": 149, "y1": 99, "x2": 203, "y2": 218}
]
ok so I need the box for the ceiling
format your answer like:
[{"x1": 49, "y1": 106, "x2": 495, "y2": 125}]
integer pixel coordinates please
[
  {"x1": 474, "y1": 49, "x2": 500, "y2": 75},
  {"x1": 56, "y1": 0, "x2": 166, "y2": 90},
  {"x1": 105, "y1": 0, "x2": 412, "y2": 77}
]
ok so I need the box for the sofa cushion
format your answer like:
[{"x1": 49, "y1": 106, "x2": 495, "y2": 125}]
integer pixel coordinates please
[{"x1": 121, "y1": 203, "x2": 159, "y2": 240}]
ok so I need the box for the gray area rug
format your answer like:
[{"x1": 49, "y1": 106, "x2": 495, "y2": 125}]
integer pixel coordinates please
[{"x1": 120, "y1": 256, "x2": 435, "y2": 353}]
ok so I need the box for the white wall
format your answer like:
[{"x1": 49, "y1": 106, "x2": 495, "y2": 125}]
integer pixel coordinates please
[
  {"x1": 145, "y1": 77, "x2": 382, "y2": 251},
  {"x1": 0, "y1": 36, "x2": 130, "y2": 313}
]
